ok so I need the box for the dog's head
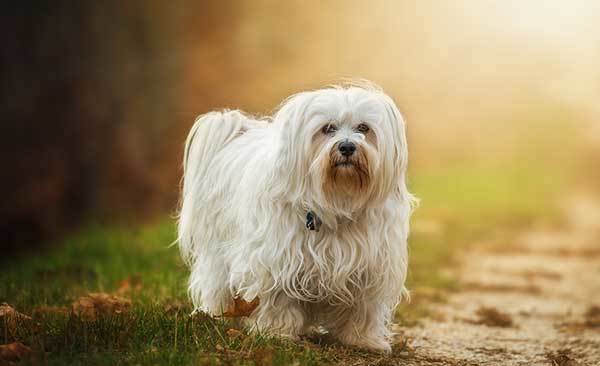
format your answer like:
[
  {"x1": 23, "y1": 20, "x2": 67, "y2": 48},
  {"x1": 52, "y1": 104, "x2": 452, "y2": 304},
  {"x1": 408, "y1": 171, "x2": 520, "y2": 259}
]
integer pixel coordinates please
[{"x1": 272, "y1": 82, "x2": 412, "y2": 218}]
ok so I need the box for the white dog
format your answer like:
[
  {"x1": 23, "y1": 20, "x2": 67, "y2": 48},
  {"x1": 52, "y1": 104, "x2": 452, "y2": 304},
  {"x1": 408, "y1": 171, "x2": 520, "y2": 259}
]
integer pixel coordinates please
[{"x1": 177, "y1": 82, "x2": 416, "y2": 352}]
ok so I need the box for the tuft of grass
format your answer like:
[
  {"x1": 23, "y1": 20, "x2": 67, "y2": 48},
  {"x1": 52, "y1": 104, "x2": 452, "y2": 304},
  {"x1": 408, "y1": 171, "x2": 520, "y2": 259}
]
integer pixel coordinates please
[
  {"x1": 4, "y1": 306, "x2": 334, "y2": 366},
  {"x1": 410, "y1": 161, "x2": 564, "y2": 226},
  {"x1": 1, "y1": 221, "x2": 186, "y2": 311}
]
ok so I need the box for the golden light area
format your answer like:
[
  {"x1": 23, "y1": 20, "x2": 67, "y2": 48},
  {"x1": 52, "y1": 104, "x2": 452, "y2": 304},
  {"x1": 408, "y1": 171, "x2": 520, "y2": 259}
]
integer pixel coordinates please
[
  {"x1": 483, "y1": 0, "x2": 600, "y2": 42},
  {"x1": 181, "y1": 1, "x2": 600, "y2": 169}
]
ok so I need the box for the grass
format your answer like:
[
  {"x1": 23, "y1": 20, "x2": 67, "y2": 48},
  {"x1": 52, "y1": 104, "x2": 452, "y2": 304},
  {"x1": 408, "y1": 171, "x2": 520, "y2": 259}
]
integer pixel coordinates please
[{"x1": 1, "y1": 161, "x2": 566, "y2": 365}]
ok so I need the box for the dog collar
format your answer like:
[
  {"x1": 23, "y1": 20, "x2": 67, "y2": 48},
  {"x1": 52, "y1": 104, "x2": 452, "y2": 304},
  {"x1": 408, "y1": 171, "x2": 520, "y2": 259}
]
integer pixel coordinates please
[{"x1": 306, "y1": 210, "x2": 322, "y2": 232}]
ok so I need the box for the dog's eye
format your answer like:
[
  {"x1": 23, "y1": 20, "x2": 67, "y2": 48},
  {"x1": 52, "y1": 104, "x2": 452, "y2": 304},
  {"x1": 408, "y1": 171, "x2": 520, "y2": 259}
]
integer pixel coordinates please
[
  {"x1": 321, "y1": 124, "x2": 338, "y2": 135},
  {"x1": 356, "y1": 123, "x2": 370, "y2": 133}
]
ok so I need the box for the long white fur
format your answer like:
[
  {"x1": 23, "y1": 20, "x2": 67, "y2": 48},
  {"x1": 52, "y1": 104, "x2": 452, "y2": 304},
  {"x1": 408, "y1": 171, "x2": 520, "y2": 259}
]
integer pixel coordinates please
[{"x1": 178, "y1": 82, "x2": 416, "y2": 352}]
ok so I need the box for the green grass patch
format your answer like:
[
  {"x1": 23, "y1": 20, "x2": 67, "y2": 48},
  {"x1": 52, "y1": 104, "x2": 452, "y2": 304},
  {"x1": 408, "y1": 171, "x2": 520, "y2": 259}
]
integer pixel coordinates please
[
  {"x1": 2, "y1": 223, "x2": 338, "y2": 365},
  {"x1": 1, "y1": 221, "x2": 186, "y2": 311}
]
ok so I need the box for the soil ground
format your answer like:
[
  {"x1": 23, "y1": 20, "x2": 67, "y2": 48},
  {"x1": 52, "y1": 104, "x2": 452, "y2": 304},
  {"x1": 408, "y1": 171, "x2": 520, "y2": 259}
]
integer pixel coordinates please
[{"x1": 393, "y1": 195, "x2": 600, "y2": 366}]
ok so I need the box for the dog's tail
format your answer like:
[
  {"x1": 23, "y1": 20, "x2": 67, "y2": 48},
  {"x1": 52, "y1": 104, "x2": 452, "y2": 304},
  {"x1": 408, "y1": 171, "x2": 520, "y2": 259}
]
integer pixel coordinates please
[{"x1": 177, "y1": 110, "x2": 251, "y2": 264}]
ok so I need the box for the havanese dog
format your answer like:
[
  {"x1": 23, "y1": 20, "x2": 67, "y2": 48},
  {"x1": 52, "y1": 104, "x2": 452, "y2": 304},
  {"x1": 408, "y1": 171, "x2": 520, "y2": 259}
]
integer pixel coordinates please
[{"x1": 177, "y1": 81, "x2": 416, "y2": 352}]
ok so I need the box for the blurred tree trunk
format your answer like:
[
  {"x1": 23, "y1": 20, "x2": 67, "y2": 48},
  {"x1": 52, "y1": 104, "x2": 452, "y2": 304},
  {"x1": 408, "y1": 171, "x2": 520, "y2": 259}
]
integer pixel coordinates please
[{"x1": 0, "y1": 1, "x2": 240, "y2": 251}]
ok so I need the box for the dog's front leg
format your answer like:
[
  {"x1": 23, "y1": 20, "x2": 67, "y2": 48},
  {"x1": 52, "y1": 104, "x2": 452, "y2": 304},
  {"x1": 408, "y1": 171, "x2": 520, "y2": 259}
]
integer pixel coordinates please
[
  {"x1": 328, "y1": 300, "x2": 392, "y2": 353},
  {"x1": 246, "y1": 292, "x2": 307, "y2": 339}
]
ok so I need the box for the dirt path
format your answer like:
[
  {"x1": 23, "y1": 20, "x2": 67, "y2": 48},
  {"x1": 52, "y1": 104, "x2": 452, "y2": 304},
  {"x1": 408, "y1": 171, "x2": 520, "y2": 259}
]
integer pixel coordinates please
[{"x1": 394, "y1": 196, "x2": 600, "y2": 366}]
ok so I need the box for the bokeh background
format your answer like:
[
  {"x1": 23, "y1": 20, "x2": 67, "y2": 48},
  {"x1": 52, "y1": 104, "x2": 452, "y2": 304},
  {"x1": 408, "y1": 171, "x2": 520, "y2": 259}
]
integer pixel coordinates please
[
  {"x1": 2, "y1": 2, "x2": 600, "y2": 364},
  {"x1": 2, "y1": 0, "x2": 599, "y2": 248}
]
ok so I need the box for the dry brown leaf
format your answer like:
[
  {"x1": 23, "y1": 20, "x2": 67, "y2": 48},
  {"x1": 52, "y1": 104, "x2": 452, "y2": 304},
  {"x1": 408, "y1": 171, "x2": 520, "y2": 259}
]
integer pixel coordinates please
[
  {"x1": 474, "y1": 306, "x2": 513, "y2": 327},
  {"x1": 222, "y1": 297, "x2": 259, "y2": 318},
  {"x1": 0, "y1": 303, "x2": 32, "y2": 321},
  {"x1": 546, "y1": 348, "x2": 581, "y2": 366},
  {"x1": 251, "y1": 346, "x2": 275, "y2": 365},
  {"x1": 226, "y1": 328, "x2": 243, "y2": 339},
  {"x1": 584, "y1": 305, "x2": 600, "y2": 327},
  {"x1": 0, "y1": 342, "x2": 32, "y2": 362},
  {"x1": 0, "y1": 303, "x2": 33, "y2": 335},
  {"x1": 72, "y1": 293, "x2": 131, "y2": 321}
]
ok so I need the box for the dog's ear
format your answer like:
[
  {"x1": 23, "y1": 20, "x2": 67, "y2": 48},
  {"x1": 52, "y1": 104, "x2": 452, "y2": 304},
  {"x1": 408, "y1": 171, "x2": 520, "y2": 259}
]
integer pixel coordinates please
[
  {"x1": 379, "y1": 93, "x2": 418, "y2": 211},
  {"x1": 267, "y1": 92, "x2": 316, "y2": 202},
  {"x1": 381, "y1": 95, "x2": 408, "y2": 177}
]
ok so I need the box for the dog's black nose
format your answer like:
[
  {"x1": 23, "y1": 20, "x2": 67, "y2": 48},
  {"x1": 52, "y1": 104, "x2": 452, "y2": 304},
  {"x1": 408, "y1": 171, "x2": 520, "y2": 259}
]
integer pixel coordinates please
[{"x1": 338, "y1": 141, "x2": 356, "y2": 156}]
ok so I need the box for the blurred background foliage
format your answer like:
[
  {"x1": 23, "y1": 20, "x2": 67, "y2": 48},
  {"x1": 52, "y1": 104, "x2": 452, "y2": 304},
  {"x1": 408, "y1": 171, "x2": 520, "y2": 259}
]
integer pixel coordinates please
[{"x1": 2, "y1": 0, "x2": 599, "y2": 250}]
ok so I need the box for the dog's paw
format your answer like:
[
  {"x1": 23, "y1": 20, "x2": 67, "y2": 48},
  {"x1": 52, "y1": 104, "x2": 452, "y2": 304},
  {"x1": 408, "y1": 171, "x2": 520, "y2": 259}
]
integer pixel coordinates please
[
  {"x1": 355, "y1": 338, "x2": 392, "y2": 354},
  {"x1": 338, "y1": 333, "x2": 392, "y2": 353}
]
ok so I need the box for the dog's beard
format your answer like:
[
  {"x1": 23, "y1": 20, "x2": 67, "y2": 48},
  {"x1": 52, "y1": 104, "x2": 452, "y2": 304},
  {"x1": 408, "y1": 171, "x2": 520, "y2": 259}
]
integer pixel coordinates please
[{"x1": 316, "y1": 144, "x2": 373, "y2": 213}]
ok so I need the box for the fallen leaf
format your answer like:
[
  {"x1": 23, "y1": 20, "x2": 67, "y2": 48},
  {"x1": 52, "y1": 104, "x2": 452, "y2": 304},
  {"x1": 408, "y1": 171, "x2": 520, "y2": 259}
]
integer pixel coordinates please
[
  {"x1": 226, "y1": 328, "x2": 243, "y2": 339},
  {"x1": 222, "y1": 297, "x2": 259, "y2": 318},
  {"x1": 72, "y1": 293, "x2": 131, "y2": 321},
  {"x1": 473, "y1": 306, "x2": 513, "y2": 327},
  {"x1": 546, "y1": 348, "x2": 581, "y2": 366},
  {"x1": 251, "y1": 346, "x2": 275, "y2": 365},
  {"x1": 0, "y1": 342, "x2": 32, "y2": 362},
  {"x1": 0, "y1": 303, "x2": 32, "y2": 321},
  {"x1": 0, "y1": 303, "x2": 33, "y2": 335},
  {"x1": 584, "y1": 305, "x2": 600, "y2": 327}
]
